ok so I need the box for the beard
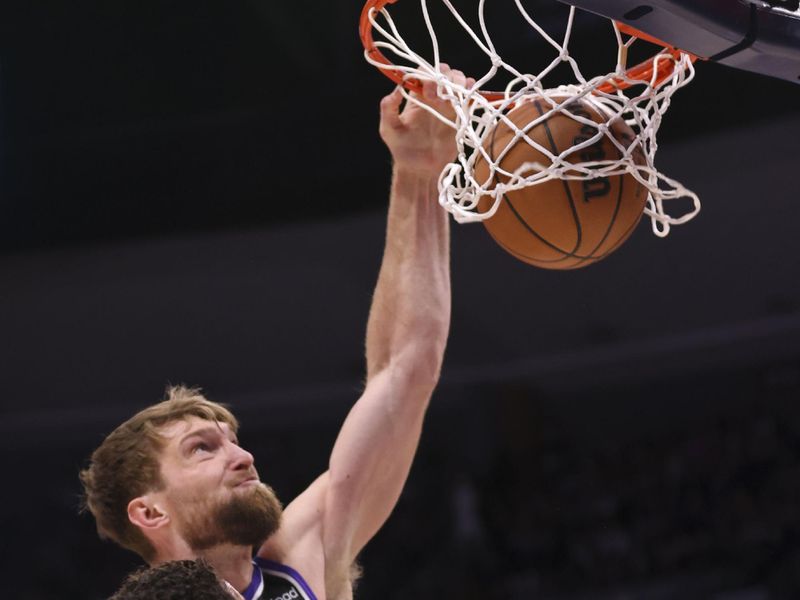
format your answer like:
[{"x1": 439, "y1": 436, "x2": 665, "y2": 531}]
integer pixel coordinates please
[{"x1": 179, "y1": 482, "x2": 283, "y2": 552}]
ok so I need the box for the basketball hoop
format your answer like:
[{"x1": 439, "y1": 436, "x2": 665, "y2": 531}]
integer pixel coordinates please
[{"x1": 361, "y1": 0, "x2": 701, "y2": 237}]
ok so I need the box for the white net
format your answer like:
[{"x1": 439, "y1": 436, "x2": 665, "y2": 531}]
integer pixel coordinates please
[{"x1": 363, "y1": 0, "x2": 701, "y2": 237}]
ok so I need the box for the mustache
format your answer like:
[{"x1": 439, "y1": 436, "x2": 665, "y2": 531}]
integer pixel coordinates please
[{"x1": 231, "y1": 470, "x2": 260, "y2": 486}]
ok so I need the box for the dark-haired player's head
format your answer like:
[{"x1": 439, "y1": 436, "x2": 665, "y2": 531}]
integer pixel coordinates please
[
  {"x1": 109, "y1": 559, "x2": 244, "y2": 600},
  {"x1": 81, "y1": 386, "x2": 282, "y2": 562}
]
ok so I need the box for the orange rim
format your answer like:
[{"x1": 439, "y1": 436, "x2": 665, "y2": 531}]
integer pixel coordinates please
[
  {"x1": 360, "y1": 0, "x2": 425, "y2": 94},
  {"x1": 360, "y1": 1, "x2": 698, "y2": 99}
]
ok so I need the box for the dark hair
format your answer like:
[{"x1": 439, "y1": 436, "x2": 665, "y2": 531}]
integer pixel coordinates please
[{"x1": 109, "y1": 559, "x2": 236, "y2": 600}]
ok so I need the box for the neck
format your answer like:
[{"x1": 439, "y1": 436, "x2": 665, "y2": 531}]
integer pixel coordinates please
[{"x1": 196, "y1": 544, "x2": 255, "y2": 593}]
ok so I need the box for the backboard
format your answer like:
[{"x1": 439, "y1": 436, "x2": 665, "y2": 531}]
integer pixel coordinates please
[{"x1": 561, "y1": 0, "x2": 800, "y2": 83}]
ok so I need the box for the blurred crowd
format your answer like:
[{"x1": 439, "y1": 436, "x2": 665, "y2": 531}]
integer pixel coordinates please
[{"x1": 357, "y1": 385, "x2": 800, "y2": 600}]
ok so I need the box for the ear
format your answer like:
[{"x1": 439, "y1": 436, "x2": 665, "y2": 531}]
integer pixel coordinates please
[{"x1": 127, "y1": 495, "x2": 170, "y2": 531}]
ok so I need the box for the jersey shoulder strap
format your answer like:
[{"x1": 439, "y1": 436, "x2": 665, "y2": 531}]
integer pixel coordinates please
[{"x1": 254, "y1": 558, "x2": 318, "y2": 600}]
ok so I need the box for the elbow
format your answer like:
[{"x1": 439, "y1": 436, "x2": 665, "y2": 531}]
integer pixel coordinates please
[
  {"x1": 394, "y1": 322, "x2": 449, "y2": 391},
  {"x1": 367, "y1": 307, "x2": 450, "y2": 389}
]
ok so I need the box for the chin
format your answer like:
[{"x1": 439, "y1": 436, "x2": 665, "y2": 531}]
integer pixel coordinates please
[{"x1": 183, "y1": 482, "x2": 283, "y2": 552}]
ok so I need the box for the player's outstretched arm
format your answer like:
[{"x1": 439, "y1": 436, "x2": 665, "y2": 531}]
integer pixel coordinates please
[
  {"x1": 257, "y1": 68, "x2": 472, "y2": 593},
  {"x1": 321, "y1": 68, "x2": 469, "y2": 568}
]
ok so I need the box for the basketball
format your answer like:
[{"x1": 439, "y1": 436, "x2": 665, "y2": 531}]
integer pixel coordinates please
[{"x1": 474, "y1": 99, "x2": 647, "y2": 269}]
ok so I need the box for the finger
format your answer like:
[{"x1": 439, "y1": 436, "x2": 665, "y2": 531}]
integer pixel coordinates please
[
  {"x1": 434, "y1": 63, "x2": 470, "y2": 92},
  {"x1": 448, "y1": 68, "x2": 467, "y2": 88},
  {"x1": 380, "y1": 87, "x2": 405, "y2": 131},
  {"x1": 421, "y1": 78, "x2": 439, "y2": 103}
]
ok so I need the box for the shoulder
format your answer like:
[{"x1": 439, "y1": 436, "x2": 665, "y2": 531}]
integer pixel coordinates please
[
  {"x1": 255, "y1": 557, "x2": 320, "y2": 600},
  {"x1": 257, "y1": 473, "x2": 329, "y2": 593},
  {"x1": 258, "y1": 472, "x2": 357, "y2": 598},
  {"x1": 259, "y1": 472, "x2": 329, "y2": 559}
]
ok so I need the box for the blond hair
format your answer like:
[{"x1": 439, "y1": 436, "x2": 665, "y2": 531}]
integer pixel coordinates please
[{"x1": 80, "y1": 386, "x2": 238, "y2": 561}]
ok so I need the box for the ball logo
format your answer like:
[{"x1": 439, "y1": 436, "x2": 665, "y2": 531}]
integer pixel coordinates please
[{"x1": 268, "y1": 590, "x2": 299, "y2": 600}]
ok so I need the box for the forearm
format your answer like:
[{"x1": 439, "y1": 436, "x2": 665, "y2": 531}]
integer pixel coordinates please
[
  {"x1": 318, "y1": 78, "x2": 461, "y2": 568},
  {"x1": 325, "y1": 367, "x2": 429, "y2": 561},
  {"x1": 365, "y1": 165, "x2": 451, "y2": 384}
]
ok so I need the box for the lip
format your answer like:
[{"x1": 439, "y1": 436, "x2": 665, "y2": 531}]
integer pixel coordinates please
[{"x1": 235, "y1": 477, "x2": 259, "y2": 488}]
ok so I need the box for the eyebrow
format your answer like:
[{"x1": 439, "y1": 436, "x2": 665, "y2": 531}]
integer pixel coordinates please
[{"x1": 178, "y1": 424, "x2": 237, "y2": 448}]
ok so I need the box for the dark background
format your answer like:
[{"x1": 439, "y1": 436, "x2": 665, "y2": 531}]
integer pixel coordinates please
[{"x1": 1, "y1": 1, "x2": 800, "y2": 598}]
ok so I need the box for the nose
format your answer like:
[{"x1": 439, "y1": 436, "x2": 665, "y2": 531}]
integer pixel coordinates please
[{"x1": 228, "y1": 442, "x2": 255, "y2": 471}]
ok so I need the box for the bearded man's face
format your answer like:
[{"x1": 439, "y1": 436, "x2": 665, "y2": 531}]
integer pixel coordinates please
[{"x1": 153, "y1": 416, "x2": 283, "y2": 552}]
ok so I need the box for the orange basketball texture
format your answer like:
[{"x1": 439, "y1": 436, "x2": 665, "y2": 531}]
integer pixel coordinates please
[{"x1": 474, "y1": 99, "x2": 647, "y2": 269}]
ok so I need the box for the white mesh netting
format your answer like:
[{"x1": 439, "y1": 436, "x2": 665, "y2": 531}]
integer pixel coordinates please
[{"x1": 363, "y1": 0, "x2": 701, "y2": 237}]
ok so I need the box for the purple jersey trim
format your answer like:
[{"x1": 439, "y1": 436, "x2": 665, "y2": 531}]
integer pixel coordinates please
[
  {"x1": 255, "y1": 557, "x2": 318, "y2": 600},
  {"x1": 242, "y1": 562, "x2": 264, "y2": 600}
]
